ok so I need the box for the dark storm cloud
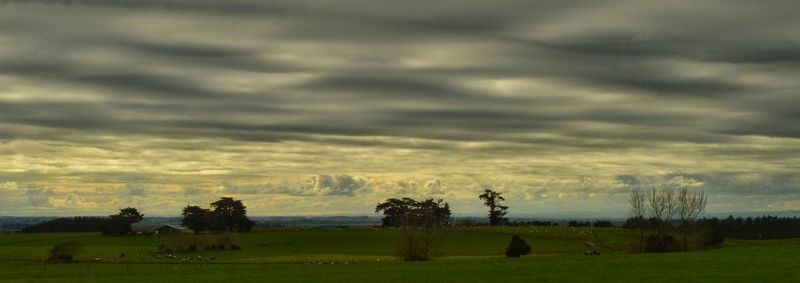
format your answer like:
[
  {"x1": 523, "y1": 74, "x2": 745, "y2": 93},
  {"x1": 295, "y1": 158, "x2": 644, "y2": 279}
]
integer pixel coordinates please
[{"x1": 1, "y1": 0, "x2": 797, "y2": 146}]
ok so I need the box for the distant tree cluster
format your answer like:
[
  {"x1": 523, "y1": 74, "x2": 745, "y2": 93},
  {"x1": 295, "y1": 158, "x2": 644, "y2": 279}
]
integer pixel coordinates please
[
  {"x1": 568, "y1": 221, "x2": 591, "y2": 227},
  {"x1": 21, "y1": 217, "x2": 108, "y2": 233},
  {"x1": 182, "y1": 197, "x2": 254, "y2": 233},
  {"x1": 507, "y1": 220, "x2": 560, "y2": 227},
  {"x1": 716, "y1": 215, "x2": 800, "y2": 240},
  {"x1": 592, "y1": 220, "x2": 615, "y2": 228}
]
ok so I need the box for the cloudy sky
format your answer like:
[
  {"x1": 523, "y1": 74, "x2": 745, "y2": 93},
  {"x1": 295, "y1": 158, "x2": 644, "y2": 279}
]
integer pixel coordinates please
[{"x1": 1, "y1": 0, "x2": 799, "y2": 217}]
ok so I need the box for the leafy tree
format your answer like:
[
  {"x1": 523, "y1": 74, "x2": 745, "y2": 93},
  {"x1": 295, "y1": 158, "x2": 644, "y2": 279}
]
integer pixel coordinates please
[
  {"x1": 102, "y1": 207, "x2": 144, "y2": 235},
  {"x1": 376, "y1": 198, "x2": 451, "y2": 228},
  {"x1": 210, "y1": 197, "x2": 253, "y2": 232},
  {"x1": 396, "y1": 198, "x2": 452, "y2": 261},
  {"x1": 478, "y1": 189, "x2": 508, "y2": 226},
  {"x1": 376, "y1": 197, "x2": 452, "y2": 261},
  {"x1": 505, "y1": 235, "x2": 531, "y2": 257},
  {"x1": 181, "y1": 205, "x2": 212, "y2": 234},
  {"x1": 375, "y1": 198, "x2": 418, "y2": 227}
]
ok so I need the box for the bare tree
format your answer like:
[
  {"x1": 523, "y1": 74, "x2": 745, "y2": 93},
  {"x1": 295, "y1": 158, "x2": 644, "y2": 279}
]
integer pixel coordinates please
[
  {"x1": 647, "y1": 184, "x2": 678, "y2": 238},
  {"x1": 629, "y1": 187, "x2": 646, "y2": 252},
  {"x1": 677, "y1": 187, "x2": 708, "y2": 251}
]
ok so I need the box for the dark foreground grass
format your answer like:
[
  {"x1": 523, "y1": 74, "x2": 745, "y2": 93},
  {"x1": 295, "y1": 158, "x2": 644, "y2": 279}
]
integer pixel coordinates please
[{"x1": 1, "y1": 228, "x2": 798, "y2": 282}]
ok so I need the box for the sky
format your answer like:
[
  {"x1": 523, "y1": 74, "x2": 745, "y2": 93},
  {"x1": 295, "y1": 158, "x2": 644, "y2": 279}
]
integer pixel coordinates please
[{"x1": 0, "y1": 0, "x2": 799, "y2": 217}]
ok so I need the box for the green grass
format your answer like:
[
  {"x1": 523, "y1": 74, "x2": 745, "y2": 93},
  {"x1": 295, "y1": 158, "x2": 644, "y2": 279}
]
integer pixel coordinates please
[{"x1": 1, "y1": 227, "x2": 798, "y2": 282}]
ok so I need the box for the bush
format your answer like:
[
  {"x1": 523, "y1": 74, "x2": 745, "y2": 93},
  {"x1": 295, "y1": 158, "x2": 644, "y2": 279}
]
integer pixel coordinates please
[
  {"x1": 645, "y1": 235, "x2": 678, "y2": 253},
  {"x1": 216, "y1": 233, "x2": 240, "y2": 250},
  {"x1": 48, "y1": 241, "x2": 83, "y2": 263},
  {"x1": 505, "y1": 235, "x2": 532, "y2": 257},
  {"x1": 159, "y1": 233, "x2": 242, "y2": 253},
  {"x1": 700, "y1": 219, "x2": 724, "y2": 246}
]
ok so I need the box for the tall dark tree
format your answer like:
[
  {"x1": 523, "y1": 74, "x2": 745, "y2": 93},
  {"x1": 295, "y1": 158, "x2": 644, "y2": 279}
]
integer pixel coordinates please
[
  {"x1": 479, "y1": 189, "x2": 508, "y2": 226},
  {"x1": 181, "y1": 205, "x2": 212, "y2": 234},
  {"x1": 102, "y1": 207, "x2": 144, "y2": 235},
  {"x1": 210, "y1": 197, "x2": 253, "y2": 232},
  {"x1": 375, "y1": 198, "x2": 418, "y2": 227}
]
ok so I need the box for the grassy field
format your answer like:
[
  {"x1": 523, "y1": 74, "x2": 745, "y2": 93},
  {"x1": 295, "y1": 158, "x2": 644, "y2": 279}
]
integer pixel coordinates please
[{"x1": 1, "y1": 227, "x2": 798, "y2": 282}]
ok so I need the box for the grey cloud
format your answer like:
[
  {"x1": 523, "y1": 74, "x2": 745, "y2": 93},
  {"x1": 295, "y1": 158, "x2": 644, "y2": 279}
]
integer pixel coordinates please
[
  {"x1": 26, "y1": 186, "x2": 55, "y2": 206},
  {"x1": 182, "y1": 186, "x2": 204, "y2": 195},
  {"x1": 122, "y1": 183, "x2": 147, "y2": 196},
  {"x1": 221, "y1": 182, "x2": 264, "y2": 195},
  {"x1": 303, "y1": 175, "x2": 369, "y2": 196}
]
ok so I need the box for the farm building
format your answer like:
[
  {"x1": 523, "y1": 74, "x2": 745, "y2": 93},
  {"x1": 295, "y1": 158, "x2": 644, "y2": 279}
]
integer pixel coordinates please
[{"x1": 156, "y1": 225, "x2": 191, "y2": 235}]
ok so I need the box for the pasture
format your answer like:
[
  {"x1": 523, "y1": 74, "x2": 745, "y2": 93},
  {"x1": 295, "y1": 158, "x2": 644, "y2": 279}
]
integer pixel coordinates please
[{"x1": 1, "y1": 227, "x2": 798, "y2": 282}]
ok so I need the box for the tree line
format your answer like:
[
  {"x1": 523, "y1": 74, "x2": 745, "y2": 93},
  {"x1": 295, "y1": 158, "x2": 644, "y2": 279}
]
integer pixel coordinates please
[
  {"x1": 21, "y1": 197, "x2": 253, "y2": 235},
  {"x1": 21, "y1": 207, "x2": 143, "y2": 235},
  {"x1": 716, "y1": 215, "x2": 800, "y2": 239}
]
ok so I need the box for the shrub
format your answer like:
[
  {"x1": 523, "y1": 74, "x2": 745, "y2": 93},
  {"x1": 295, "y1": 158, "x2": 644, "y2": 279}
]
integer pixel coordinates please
[
  {"x1": 216, "y1": 233, "x2": 240, "y2": 250},
  {"x1": 505, "y1": 235, "x2": 532, "y2": 257},
  {"x1": 701, "y1": 219, "x2": 724, "y2": 246},
  {"x1": 48, "y1": 241, "x2": 83, "y2": 263},
  {"x1": 645, "y1": 235, "x2": 678, "y2": 253},
  {"x1": 159, "y1": 233, "x2": 242, "y2": 253}
]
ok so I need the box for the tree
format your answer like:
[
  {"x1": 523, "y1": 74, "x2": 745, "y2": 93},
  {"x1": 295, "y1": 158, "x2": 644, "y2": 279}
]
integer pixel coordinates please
[
  {"x1": 505, "y1": 235, "x2": 532, "y2": 257},
  {"x1": 647, "y1": 184, "x2": 678, "y2": 238},
  {"x1": 377, "y1": 197, "x2": 452, "y2": 261},
  {"x1": 210, "y1": 197, "x2": 253, "y2": 232},
  {"x1": 479, "y1": 189, "x2": 508, "y2": 226},
  {"x1": 376, "y1": 198, "x2": 451, "y2": 228},
  {"x1": 181, "y1": 205, "x2": 212, "y2": 234},
  {"x1": 375, "y1": 198, "x2": 418, "y2": 227},
  {"x1": 677, "y1": 187, "x2": 707, "y2": 251},
  {"x1": 629, "y1": 187, "x2": 646, "y2": 252},
  {"x1": 396, "y1": 198, "x2": 451, "y2": 261},
  {"x1": 102, "y1": 207, "x2": 144, "y2": 235}
]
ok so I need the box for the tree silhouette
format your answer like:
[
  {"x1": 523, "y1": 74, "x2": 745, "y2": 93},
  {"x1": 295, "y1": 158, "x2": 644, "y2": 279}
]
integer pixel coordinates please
[
  {"x1": 210, "y1": 197, "x2": 253, "y2": 232},
  {"x1": 102, "y1": 207, "x2": 143, "y2": 235},
  {"x1": 181, "y1": 205, "x2": 212, "y2": 234},
  {"x1": 375, "y1": 198, "x2": 418, "y2": 227},
  {"x1": 375, "y1": 198, "x2": 451, "y2": 228},
  {"x1": 479, "y1": 189, "x2": 508, "y2": 226}
]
